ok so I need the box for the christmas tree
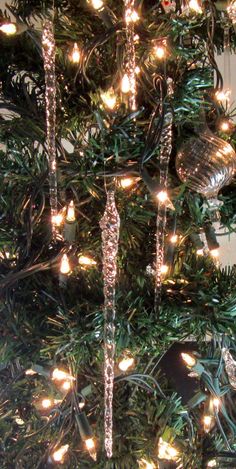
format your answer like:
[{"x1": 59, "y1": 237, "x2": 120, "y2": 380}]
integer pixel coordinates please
[{"x1": 1, "y1": 0, "x2": 236, "y2": 467}]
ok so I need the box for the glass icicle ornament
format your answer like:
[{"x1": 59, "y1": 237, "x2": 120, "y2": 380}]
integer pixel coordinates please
[
  {"x1": 155, "y1": 99, "x2": 173, "y2": 310},
  {"x1": 42, "y1": 21, "x2": 58, "y2": 239},
  {"x1": 100, "y1": 189, "x2": 120, "y2": 458},
  {"x1": 222, "y1": 348, "x2": 236, "y2": 389},
  {"x1": 123, "y1": 0, "x2": 138, "y2": 110},
  {"x1": 176, "y1": 126, "x2": 236, "y2": 200}
]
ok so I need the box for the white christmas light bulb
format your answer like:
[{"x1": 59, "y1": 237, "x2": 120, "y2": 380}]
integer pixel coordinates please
[
  {"x1": 119, "y1": 177, "x2": 135, "y2": 189},
  {"x1": 52, "y1": 368, "x2": 74, "y2": 381},
  {"x1": 52, "y1": 444, "x2": 69, "y2": 462},
  {"x1": 42, "y1": 398, "x2": 52, "y2": 409},
  {"x1": 215, "y1": 89, "x2": 231, "y2": 103},
  {"x1": 181, "y1": 352, "x2": 196, "y2": 367},
  {"x1": 52, "y1": 213, "x2": 64, "y2": 227},
  {"x1": 91, "y1": 0, "x2": 104, "y2": 9},
  {"x1": 158, "y1": 437, "x2": 178, "y2": 460},
  {"x1": 154, "y1": 46, "x2": 166, "y2": 59},
  {"x1": 60, "y1": 254, "x2": 71, "y2": 275},
  {"x1": 70, "y1": 43, "x2": 81, "y2": 63},
  {"x1": 78, "y1": 255, "x2": 97, "y2": 266},
  {"x1": 207, "y1": 460, "x2": 217, "y2": 467},
  {"x1": 160, "y1": 264, "x2": 168, "y2": 275},
  {"x1": 220, "y1": 120, "x2": 230, "y2": 132},
  {"x1": 210, "y1": 248, "x2": 219, "y2": 258},
  {"x1": 101, "y1": 88, "x2": 117, "y2": 110},
  {"x1": 196, "y1": 248, "x2": 204, "y2": 256},
  {"x1": 121, "y1": 74, "x2": 131, "y2": 93},
  {"x1": 189, "y1": 0, "x2": 203, "y2": 13},
  {"x1": 85, "y1": 438, "x2": 97, "y2": 461},
  {"x1": 118, "y1": 356, "x2": 135, "y2": 372},
  {"x1": 62, "y1": 380, "x2": 71, "y2": 391},
  {"x1": 66, "y1": 200, "x2": 76, "y2": 222},
  {"x1": 203, "y1": 415, "x2": 213, "y2": 432},
  {"x1": 0, "y1": 23, "x2": 17, "y2": 35},
  {"x1": 139, "y1": 459, "x2": 155, "y2": 469},
  {"x1": 170, "y1": 234, "x2": 178, "y2": 244}
]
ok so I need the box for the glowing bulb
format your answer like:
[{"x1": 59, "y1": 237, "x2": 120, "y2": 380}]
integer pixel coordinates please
[
  {"x1": 170, "y1": 234, "x2": 178, "y2": 244},
  {"x1": 118, "y1": 357, "x2": 135, "y2": 372},
  {"x1": 60, "y1": 254, "x2": 71, "y2": 275},
  {"x1": 189, "y1": 0, "x2": 203, "y2": 13},
  {"x1": 156, "y1": 190, "x2": 168, "y2": 203},
  {"x1": 212, "y1": 397, "x2": 220, "y2": 411},
  {"x1": 15, "y1": 417, "x2": 25, "y2": 425},
  {"x1": 85, "y1": 438, "x2": 97, "y2": 461},
  {"x1": 52, "y1": 444, "x2": 69, "y2": 462},
  {"x1": 101, "y1": 88, "x2": 117, "y2": 110},
  {"x1": 91, "y1": 0, "x2": 104, "y2": 9},
  {"x1": 203, "y1": 415, "x2": 213, "y2": 432},
  {"x1": 215, "y1": 89, "x2": 231, "y2": 103},
  {"x1": 66, "y1": 200, "x2": 76, "y2": 222},
  {"x1": 181, "y1": 352, "x2": 196, "y2": 367},
  {"x1": 119, "y1": 177, "x2": 135, "y2": 188},
  {"x1": 121, "y1": 74, "x2": 130, "y2": 93},
  {"x1": 158, "y1": 437, "x2": 178, "y2": 460},
  {"x1": 208, "y1": 460, "x2": 217, "y2": 468},
  {"x1": 210, "y1": 249, "x2": 219, "y2": 258},
  {"x1": 62, "y1": 380, "x2": 71, "y2": 391},
  {"x1": 25, "y1": 369, "x2": 37, "y2": 375},
  {"x1": 220, "y1": 120, "x2": 230, "y2": 132},
  {"x1": 154, "y1": 46, "x2": 166, "y2": 59},
  {"x1": 135, "y1": 66, "x2": 140, "y2": 74},
  {"x1": 160, "y1": 264, "x2": 168, "y2": 275},
  {"x1": 42, "y1": 398, "x2": 52, "y2": 409},
  {"x1": 0, "y1": 23, "x2": 17, "y2": 35},
  {"x1": 52, "y1": 368, "x2": 75, "y2": 381},
  {"x1": 125, "y1": 8, "x2": 139, "y2": 23},
  {"x1": 196, "y1": 248, "x2": 204, "y2": 256},
  {"x1": 70, "y1": 43, "x2": 81, "y2": 63},
  {"x1": 78, "y1": 255, "x2": 97, "y2": 266},
  {"x1": 52, "y1": 213, "x2": 64, "y2": 226}
]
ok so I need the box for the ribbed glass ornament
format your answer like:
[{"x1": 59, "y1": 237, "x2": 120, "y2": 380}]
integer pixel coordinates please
[{"x1": 176, "y1": 129, "x2": 236, "y2": 198}]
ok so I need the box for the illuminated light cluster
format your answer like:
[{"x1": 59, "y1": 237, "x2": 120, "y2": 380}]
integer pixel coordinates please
[
  {"x1": 210, "y1": 248, "x2": 219, "y2": 259},
  {"x1": 160, "y1": 264, "x2": 168, "y2": 275},
  {"x1": 78, "y1": 255, "x2": 97, "y2": 266},
  {"x1": 188, "y1": 0, "x2": 203, "y2": 13},
  {"x1": 52, "y1": 444, "x2": 69, "y2": 462},
  {"x1": 170, "y1": 234, "x2": 178, "y2": 244},
  {"x1": 41, "y1": 398, "x2": 62, "y2": 409},
  {"x1": 125, "y1": 8, "x2": 139, "y2": 23},
  {"x1": 66, "y1": 200, "x2": 76, "y2": 222},
  {"x1": 52, "y1": 368, "x2": 75, "y2": 382},
  {"x1": 119, "y1": 176, "x2": 137, "y2": 189},
  {"x1": 207, "y1": 460, "x2": 217, "y2": 468},
  {"x1": 156, "y1": 190, "x2": 168, "y2": 203},
  {"x1": 52, "y1": 213, "x2": 64, "y2": 227},
  {"x1": 181, "y1": 352, "x2": 196, "y2": 367},
  {"x1": 220, "y1": 120, "x2": 230, "y2": 132},
  {"x1": 69, "y1": 43, "x2": 81, "y2": 64},
  {"x1": 90, "y1": 0, "x2": 104, "y2": 9},
  {"x1": 215, "y1": 89, "x2": 231, "y2": 103},
  {"x1": 158, "y1": 437, "x2": 178, "y2": 460},
  {"x1": 196, "y1": 248, "x2": 204, "y2": 256},
  {"x1": 60, "y1": 254, "x2": 71, "y2": 274},
  {"x1": 118, "y1": 355, "x2": 135, "y2": 372},
  {"x1": 101, "y1": 88, "x2": 117, "y2": 110},
  {"x1": 25, "y1": 369, "x2": 37, "y2": 376},
  {"x1": 0, "y1": 22, "x2": 17, "y2": 35}
]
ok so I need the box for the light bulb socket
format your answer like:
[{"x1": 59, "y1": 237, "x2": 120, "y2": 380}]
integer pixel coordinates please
[
  {"x1": 64, "y1": 221, "x2": 77, "y2": 243},
  {"x1": 76, "y1": 412, "x2": 93, "y2": 441},
  {"x1": 190, "y1": 232, "x2": 204, "y2": 250},
  {"x1": 204, "y1": 223, "x2": 219, "y2": 251}
]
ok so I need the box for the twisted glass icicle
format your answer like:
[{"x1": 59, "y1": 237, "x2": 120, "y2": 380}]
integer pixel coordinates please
[
  {"x1": 155, "y1": 110, "x2": 173, "y2": 309},
  {"x1": 222, "y1": 348, "x2": 236, "y2": 389},
  {"x1": 100, "y1": 190, "x2": 120, "y2": 458},
  {"x1": 124, "y1": 0, "x2": 137, "y2": 110},
  {"x1": 42, "y1": 20, "x2": 58, "y2": 238}
]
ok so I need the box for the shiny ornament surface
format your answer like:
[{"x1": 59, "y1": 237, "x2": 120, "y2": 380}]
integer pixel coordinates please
[{"x1": 176, "y1": 129, "x2": 236, "y2": 198}]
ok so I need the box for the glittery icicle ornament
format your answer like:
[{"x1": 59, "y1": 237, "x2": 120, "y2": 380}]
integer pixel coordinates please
[
  {"x1": 123, "y1": 0, "x2": 137, "y2": 110},
  {"x1": 222, "y1": 348, "x2": 236, "y2": 389},
  {"x1": 42, "y1": 20, "x2": 58, "y2": 238},
  {"x1": 100, "y1": 190, "x2": 120, "y2": 458},
  {"x1": 155, "y1": 107, "x2": 173, "y2": 309}
]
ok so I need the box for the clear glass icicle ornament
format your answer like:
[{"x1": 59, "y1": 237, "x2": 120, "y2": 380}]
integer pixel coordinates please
[{"x1": 100, "y1": 190, "x2": 120, "y2": 458}]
